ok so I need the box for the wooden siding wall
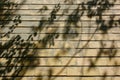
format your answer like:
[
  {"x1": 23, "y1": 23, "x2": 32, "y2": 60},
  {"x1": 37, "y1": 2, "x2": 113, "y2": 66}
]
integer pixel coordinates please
[{"x1": 0, "y1": 0, "x2": 120, "y2": 80}]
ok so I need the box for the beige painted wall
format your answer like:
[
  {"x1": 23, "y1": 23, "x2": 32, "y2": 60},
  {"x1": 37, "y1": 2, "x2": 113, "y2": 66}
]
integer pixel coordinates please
[{"x1": 2, "y1": 0, "x2": 120, "y2": 80}]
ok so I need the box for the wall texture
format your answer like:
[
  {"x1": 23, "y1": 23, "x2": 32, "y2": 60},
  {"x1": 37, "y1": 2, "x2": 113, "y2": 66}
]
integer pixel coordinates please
[{"x1": 0, "y1": 0, "x2": 120, "y2": 80}]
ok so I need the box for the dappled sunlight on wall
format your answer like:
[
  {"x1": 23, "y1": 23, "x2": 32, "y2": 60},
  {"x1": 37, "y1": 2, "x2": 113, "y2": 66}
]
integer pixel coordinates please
[{"x1": 0, "y1": 0, "x2": 120, "y2": 80}]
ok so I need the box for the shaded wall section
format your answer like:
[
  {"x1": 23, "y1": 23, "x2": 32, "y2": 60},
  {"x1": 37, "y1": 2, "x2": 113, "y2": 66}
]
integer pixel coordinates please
[{"x1": 0, "y1": 0, "x2": 120, "y2": 80}]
